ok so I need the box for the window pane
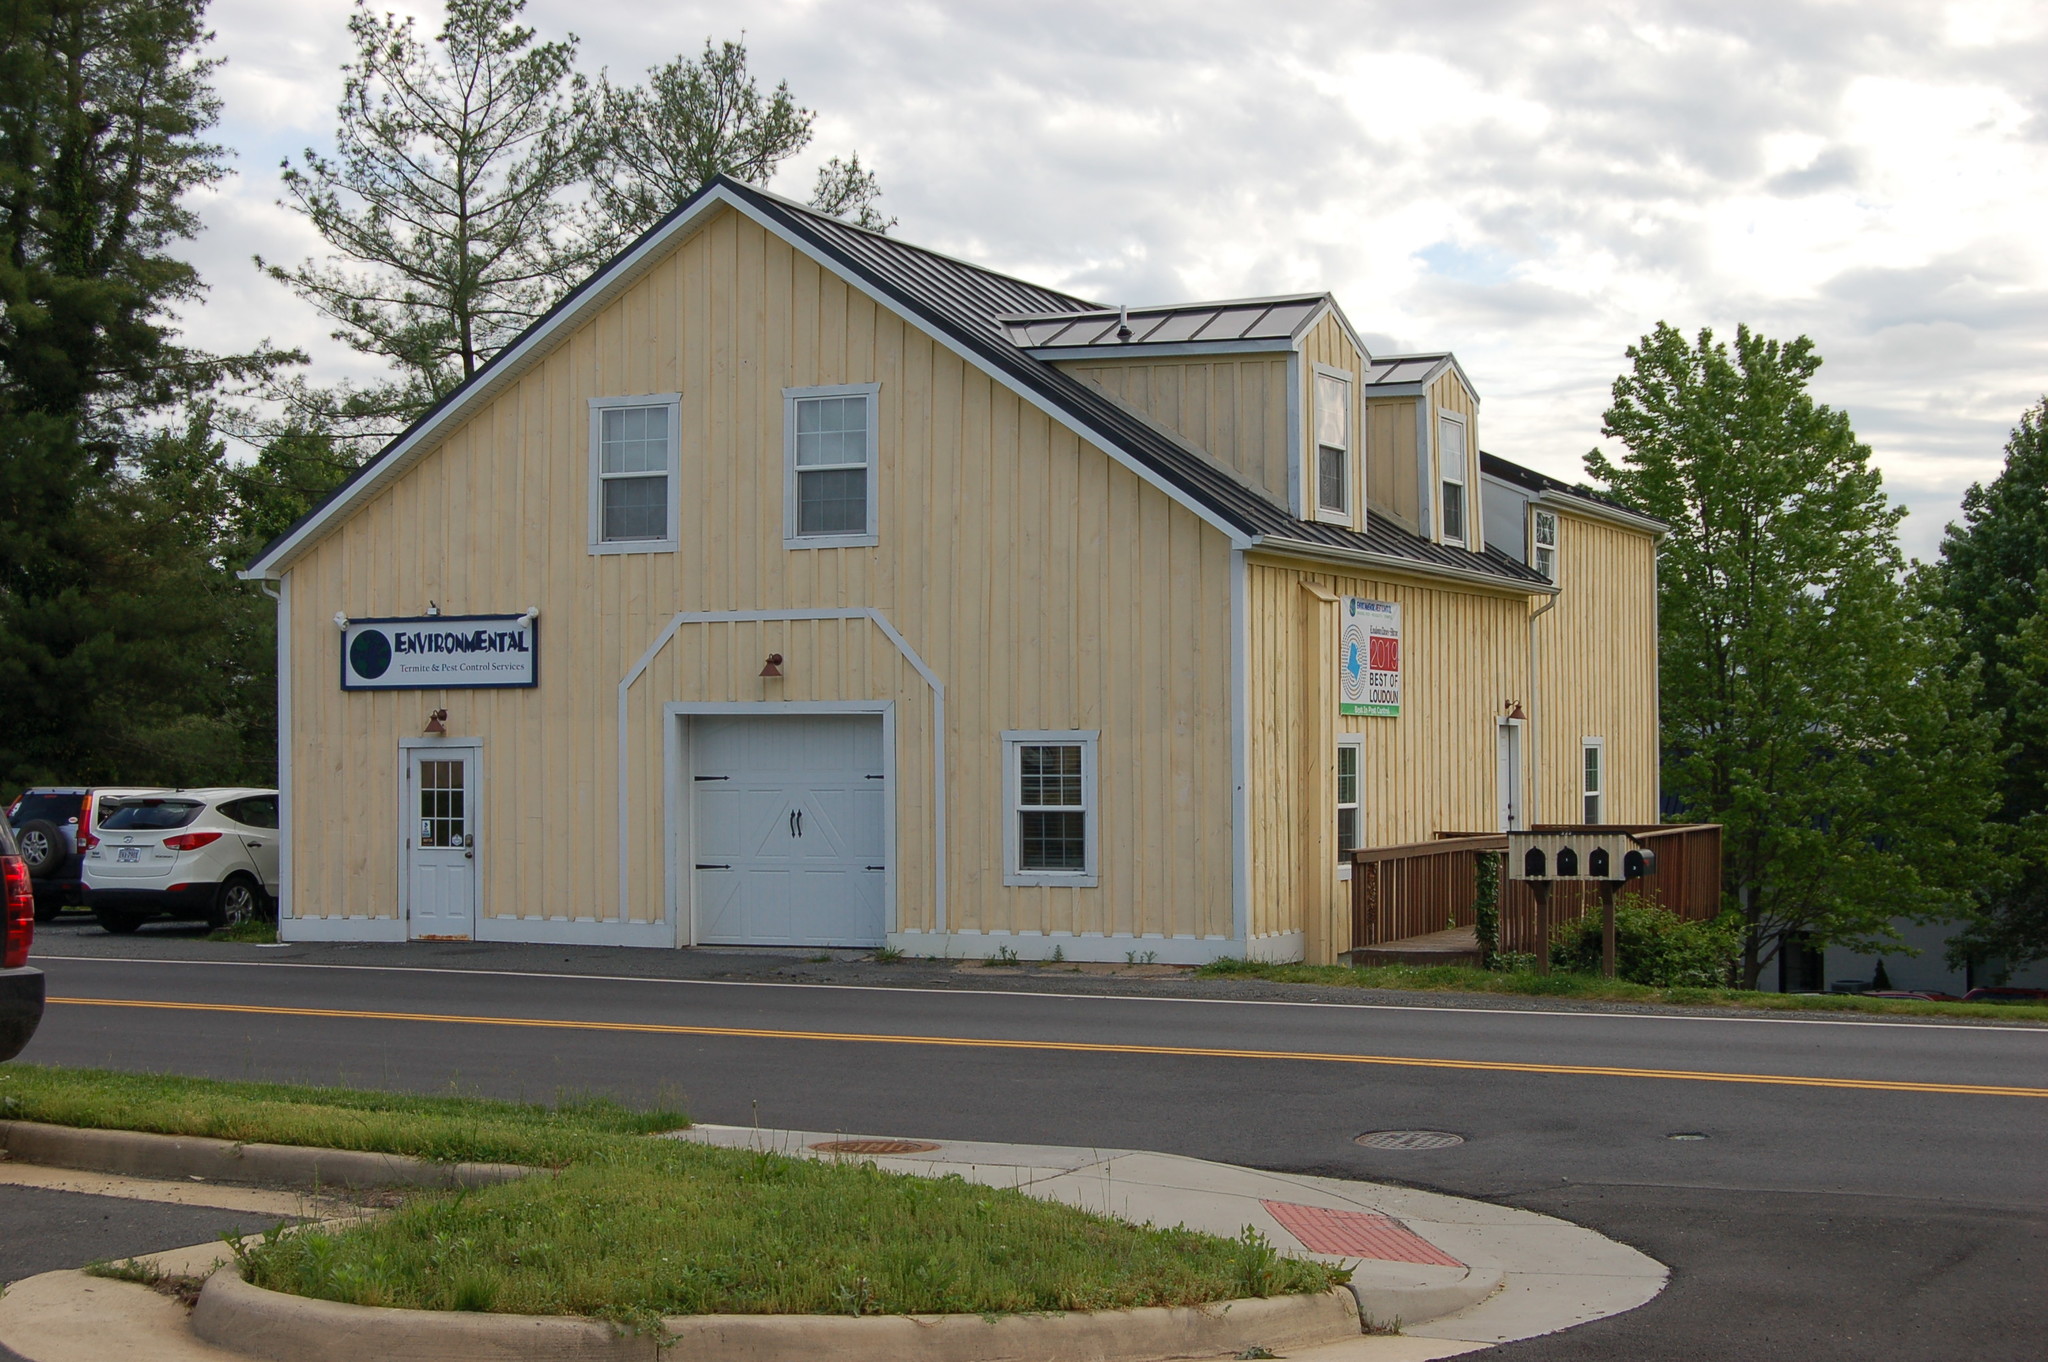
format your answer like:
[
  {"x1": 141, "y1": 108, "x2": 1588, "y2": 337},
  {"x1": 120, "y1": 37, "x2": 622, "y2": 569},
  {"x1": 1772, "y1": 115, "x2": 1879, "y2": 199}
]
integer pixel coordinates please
[
  {"x1": 1020, "y1": 744, "x2": 1083, "y2": 808},
  {"x1": 601, "y1": 405, "x2": 668, "y2": 474},
  {"x1": 1337, "y1": 746, "x2": 1358, "y2": 804},
  {"x1": 1020, "y1": 810, "x2": 1087, "y2": 870},
  {"x1": 1318, "y1": 443, "x2": 1346, "y2": 512},
  {"x1": 1534, "y1": 511, "x2": 1557, "y2": 547},
  {"x1": 1441, "y1": 482, "x2": 1465, "y2": 542},
  {"x1": 1535, "y1": 544, "x2": 1556, "y2": 581},
  {"x1": 795, "y1": 396, "x2": 869, "y2": 466},
  {"x1": 797, "y1": 468, "x2": 868, "y2": 535},
  {"x1": 1584, "y1": 792, "x2": 1601, "y2": 823},
  {"x1": 603, "y1": 474, "x2": 668, "y2": 541},
  {"x1": 1438, "y1": 416, "x2": 1467, "y2": 482},
  {"x1": 1315, "y1": 374, "x2": 1348, "y2": 449},
  {"x1": 1583, "y1": 744, "x2": 1601, "y2": 791},
  {"x1": 1337, "y1": 805, "x2": 1359, "y2": 854}
]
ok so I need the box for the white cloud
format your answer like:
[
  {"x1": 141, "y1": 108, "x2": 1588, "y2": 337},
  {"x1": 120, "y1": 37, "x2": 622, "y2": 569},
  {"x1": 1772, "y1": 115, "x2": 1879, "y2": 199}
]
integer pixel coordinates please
[{"x1": 189, "y1": 0, "x2": 2048, "y2": 560}]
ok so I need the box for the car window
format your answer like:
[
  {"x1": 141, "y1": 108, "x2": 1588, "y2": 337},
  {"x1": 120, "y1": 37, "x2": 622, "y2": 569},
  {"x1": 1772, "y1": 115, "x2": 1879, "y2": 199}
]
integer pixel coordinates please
[
  {"x1": 220, "y1": 797, "x2": 278, "y2": 830},
  {"x1": 8, "y1": 792, "x2": 84, "y2": 826},
  {"x1": 100, "y1": 799, "x2": 204, "y2": 831}
]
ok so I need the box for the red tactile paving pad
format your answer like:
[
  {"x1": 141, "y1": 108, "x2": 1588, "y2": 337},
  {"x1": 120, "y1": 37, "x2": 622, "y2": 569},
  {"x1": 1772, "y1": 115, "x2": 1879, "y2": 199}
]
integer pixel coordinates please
[{"x1": 1260, "y1": 1200, "x2": 1465, "y2": 1267}]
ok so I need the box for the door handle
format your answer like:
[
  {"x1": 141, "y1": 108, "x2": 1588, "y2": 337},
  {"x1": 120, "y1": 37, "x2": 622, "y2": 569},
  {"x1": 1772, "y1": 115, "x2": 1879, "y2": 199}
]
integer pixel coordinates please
[
  {"x1": 463, "y1": 832, "x2": 474, "y2": 859},
  {"x1": 795, "y1": 809, "x2": 803, "y2": 837}
]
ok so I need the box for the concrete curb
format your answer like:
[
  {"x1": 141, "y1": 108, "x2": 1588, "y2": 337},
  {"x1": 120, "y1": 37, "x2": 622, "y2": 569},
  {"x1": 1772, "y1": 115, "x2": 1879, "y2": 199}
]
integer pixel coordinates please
[
  {"x1": 191, "y1": 1265, "x2": 1364, "y2": 1362},
  {"x1": 0, "y1": 1121, "x2": 530, "y2": 1191},
  {"x1": 1350, "y1": 1268, "x2": 1504, "y2": 1330}
]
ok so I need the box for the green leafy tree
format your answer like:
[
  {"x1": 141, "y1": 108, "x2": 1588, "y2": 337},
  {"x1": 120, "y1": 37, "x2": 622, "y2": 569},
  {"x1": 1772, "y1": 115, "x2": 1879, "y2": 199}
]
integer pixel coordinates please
[
  {"x1": 587, "y1": 36, "x2": 890, "y2": 246},
  {"x1": 261, "y1": 0, "x2": 602, "y2": 430},
  {"x1": 1931, "y1": 402, "x2": 2048, "y2": 970},
  {"x1": 0, "y1": 0, "x2": 294, "y2": 788},
  {"x1": 1586, "y1": 323, "x2": 2002, "y2": 988}
]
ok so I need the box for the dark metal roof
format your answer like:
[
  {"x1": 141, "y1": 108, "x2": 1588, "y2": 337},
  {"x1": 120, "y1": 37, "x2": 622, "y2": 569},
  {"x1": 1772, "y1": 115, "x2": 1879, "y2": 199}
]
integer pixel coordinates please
[
  {"x1": 998, "y1": 296, "x2": 1326, "y2": 350},
  {"x1": 1479, "y1": 451, "x2": 1665, "y2": 528},
  {"x1": 1363, "y1": 353, "x2": 1452, "y2": 387}
]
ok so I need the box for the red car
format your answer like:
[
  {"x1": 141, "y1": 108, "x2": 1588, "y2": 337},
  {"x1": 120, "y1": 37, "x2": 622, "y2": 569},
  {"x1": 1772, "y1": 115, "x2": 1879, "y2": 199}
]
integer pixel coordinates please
[{"x1": 1962, "y1": 987, "x2": 2048, "y2": 1005}]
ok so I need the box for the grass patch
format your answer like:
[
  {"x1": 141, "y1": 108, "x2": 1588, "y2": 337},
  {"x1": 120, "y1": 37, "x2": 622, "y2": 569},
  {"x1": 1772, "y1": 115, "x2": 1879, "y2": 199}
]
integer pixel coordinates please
[
  {"x1": 207, "y1": 918, "x2": 279, "y2": 943},
  {"x1": 0, "y1": 1066, "x2": 686, "y2": 1167},
  {"x1": 233, "y1": 1146, "x2": 1341, "y2": 1324},
  {"x1": 1193, "y1": 959, "x2": 2048, "y2": 1021}
]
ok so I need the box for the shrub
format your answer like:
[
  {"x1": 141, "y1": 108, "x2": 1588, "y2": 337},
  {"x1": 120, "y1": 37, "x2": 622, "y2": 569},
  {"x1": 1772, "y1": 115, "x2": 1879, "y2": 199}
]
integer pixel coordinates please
[{"x1": 1549, "y1": 895, "x2": 1741, "y2": 987}]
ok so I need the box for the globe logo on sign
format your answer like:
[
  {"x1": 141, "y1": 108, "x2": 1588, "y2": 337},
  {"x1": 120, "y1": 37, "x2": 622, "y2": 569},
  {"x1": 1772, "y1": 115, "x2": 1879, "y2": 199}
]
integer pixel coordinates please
[{"x1": 349, "y1": 628, "x2": 393, "y2": 680}]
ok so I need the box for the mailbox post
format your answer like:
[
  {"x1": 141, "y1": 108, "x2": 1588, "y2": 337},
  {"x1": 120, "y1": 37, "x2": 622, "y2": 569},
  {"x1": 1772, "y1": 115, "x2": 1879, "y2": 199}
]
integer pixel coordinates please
[{"x1": 1507, "y1": 831, "x2": 1658, "y2": 978}]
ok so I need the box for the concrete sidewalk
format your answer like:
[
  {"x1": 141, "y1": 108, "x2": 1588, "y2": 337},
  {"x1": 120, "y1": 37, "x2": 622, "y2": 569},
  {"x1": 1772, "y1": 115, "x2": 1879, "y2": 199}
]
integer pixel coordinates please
[{"x1": 677, "y1": 1124, "x2": 1668, "y2": 1354}]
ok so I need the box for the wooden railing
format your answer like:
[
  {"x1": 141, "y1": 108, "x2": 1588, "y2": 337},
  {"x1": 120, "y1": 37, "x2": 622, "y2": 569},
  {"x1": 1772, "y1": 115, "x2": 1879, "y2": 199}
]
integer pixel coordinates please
[{"x1": 1350, "y1": 824, "x2": 1724, "y2": 960}]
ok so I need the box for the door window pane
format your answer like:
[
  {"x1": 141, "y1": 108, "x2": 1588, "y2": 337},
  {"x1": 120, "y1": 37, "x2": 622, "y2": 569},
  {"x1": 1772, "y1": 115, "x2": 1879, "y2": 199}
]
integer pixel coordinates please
[{"x1": 419, "y1": 759, "x2": 466, "y2": 848}]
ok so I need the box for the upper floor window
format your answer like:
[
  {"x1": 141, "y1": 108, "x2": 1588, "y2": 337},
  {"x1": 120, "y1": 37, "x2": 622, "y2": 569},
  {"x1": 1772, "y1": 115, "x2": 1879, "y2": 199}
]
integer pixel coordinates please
[
  {"x1": 1532, "y1": 509, "x2": 1559, "y2": 581},
  {"x1": 589, "y1": 394, "x2": 681, "y2": 554},
  {"x1": 1314, "y1": 370, "x2": 1352, "y2": 520},
  {"x1": 785, "y1": 383, "x2": 880, "y2": 548},
  {"x1": 1439, "y1": 412, "x2": 1468, "y2": 546},
  {"x1": 1582, "y1": 737, "x2": 1605, "y2": 824}
]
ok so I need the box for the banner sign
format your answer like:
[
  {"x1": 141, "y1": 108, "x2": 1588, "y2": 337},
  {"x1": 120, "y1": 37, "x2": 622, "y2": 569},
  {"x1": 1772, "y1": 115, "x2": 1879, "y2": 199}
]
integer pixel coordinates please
[
  {"x1": 1340, "y1": 598, "x2": 1401, "y2": 717},
  {"x1": 340, "y1": 614, "x2": 537, "y2": 691}
]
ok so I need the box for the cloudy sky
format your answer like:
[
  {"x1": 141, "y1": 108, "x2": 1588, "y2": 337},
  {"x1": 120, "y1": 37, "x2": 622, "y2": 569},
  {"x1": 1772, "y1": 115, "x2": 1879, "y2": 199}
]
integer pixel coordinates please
[{"x1": 190, "y1": 0, "x2": 2048, "y2": 561}]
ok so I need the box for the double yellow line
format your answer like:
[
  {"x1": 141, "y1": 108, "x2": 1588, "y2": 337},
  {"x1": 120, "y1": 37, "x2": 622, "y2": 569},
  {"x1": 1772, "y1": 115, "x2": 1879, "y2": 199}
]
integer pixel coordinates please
[{"x1": 49, "y1": 996, "x2": 2048, "y2": 1098}]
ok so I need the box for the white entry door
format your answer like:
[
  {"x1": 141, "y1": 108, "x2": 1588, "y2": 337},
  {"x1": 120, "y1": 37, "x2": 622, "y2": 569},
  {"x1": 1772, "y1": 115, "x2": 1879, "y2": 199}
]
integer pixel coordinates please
[
  {"x1": 407, "y1": 748, "x2": 477, "y2": 939},
  {"x1": 1497, "y1": 723, "x2": 1524, "y2": 832},
  {"x1": 691, "y1": 715, "x2": 885, "y2": 947}
]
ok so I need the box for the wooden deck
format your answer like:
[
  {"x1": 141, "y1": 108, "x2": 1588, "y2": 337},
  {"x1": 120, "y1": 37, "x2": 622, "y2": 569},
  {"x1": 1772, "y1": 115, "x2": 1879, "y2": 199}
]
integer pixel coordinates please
[{"x1": 1346, "y1": 925, "x2": 1483, "y2": 968}]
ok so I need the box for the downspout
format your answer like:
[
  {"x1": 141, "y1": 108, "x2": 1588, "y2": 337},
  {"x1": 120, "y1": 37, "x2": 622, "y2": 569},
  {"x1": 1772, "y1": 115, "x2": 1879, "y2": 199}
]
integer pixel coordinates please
[{"x1": 1527, "y1": 587, "x2": 1558, "y2": 827}]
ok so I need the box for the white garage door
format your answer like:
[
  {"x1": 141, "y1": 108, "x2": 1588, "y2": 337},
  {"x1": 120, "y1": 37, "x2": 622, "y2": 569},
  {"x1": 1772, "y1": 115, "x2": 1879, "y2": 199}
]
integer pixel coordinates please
[{"x1": 690, "y1": 714, "x2": 886, "y2": 947}]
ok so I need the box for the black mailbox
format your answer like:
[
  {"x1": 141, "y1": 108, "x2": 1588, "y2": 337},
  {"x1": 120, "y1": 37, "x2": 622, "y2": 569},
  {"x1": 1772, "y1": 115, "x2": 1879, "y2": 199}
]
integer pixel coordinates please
[
  {"x1": 1623, "y1": 847, "x2": 1657, "y2": 880},
  {"x1": 1523, "y1": 847, "x2": 1546, "y2": 878},
  {"x1": 1587, "y1": 847, "x2": 1610, "y2": 878}
]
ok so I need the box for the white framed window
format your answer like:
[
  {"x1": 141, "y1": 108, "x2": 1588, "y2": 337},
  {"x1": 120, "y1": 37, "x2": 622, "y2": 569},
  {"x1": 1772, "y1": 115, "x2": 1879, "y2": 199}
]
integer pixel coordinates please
[
  {"x1": 1438, "y1": 411, "x2": 1468, "y2": 546},
  {"x1": 1531, "y1": 508, "x2": 1559, "y2": 582},
  {"x1": 1313, "y1": 367, "x2": 1353, "y2": 523},
  {"x1": 1582, "y1": 737, "x2": 1605, "y2": 824},
  {"x1": 1337, "y1": 737, "x2": 1363, "y2": 868},
  {"x1": 785, "y1": 383, "x2": 880, "y2": 548},
  {"x1": 1002, "y1": 730, "x2": 1099, "y2": 887},
  {"x1": 588, "y1": 394, "x2": 682, "y2": 554}
]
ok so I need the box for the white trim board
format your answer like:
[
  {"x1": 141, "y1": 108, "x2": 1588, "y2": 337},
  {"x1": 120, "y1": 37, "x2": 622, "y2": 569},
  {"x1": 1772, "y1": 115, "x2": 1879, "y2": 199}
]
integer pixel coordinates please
[
  {"x1": 887, "y1": 931, "x2": 1241, "y2": 966},
  {"x1": 664, "y1": 701, "x2": 897, "y2": 949},
  {"x1": 617, "y1": 608, "x2": 945, "y2": 932},
  {"x1": 277, "y1": 915, "x2": 406, "y2": 944},
  {"x1": 275, "y1": 573, "x2": 293, "y2": 924},
  {"x1": 244, "y1": 182, "x2": 1254, "y2": 579}
]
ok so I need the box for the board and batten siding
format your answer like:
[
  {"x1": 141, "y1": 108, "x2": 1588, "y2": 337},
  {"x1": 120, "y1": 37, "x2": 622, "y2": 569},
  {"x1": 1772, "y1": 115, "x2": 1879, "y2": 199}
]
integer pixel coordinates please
[
  {"x1": 1530, "y1": 509, "x2": 1659, "y2": 826},
  {"x1": 1055, "y1": 355, "x2": 1292, "y2": 510},
  {"x1": 282, "y1": 202, "x2": 1236, "y2": 949},
  {"x1": 1244, "y1": 554, "x2": 1537, "y2": 963},
  {"x1": 1365, "y1": 398, "x2": 1421, "y2": 534}
]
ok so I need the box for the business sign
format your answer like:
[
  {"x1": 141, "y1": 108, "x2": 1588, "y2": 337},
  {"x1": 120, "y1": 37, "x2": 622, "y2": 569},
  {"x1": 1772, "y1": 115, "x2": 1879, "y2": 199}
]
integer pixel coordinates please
[
  {"x1": 340, "y1": 614, "x2": 537, "y2": 691},
  {"x1": 1340, "y1": 598, "x2": 1401, "y2": 717}
]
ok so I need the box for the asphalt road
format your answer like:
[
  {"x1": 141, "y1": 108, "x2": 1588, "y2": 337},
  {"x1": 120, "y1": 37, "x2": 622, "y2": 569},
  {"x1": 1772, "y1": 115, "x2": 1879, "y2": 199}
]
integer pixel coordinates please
[{"x1": 10, "y1": 943, "x2": 2046, "y2": 1360}]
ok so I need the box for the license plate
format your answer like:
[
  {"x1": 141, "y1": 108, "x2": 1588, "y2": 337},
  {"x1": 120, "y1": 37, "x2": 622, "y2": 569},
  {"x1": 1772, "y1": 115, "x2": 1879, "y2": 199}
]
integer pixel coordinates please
[{"x1": 116, "y1": 846, "x2": 140, "y2": 863}]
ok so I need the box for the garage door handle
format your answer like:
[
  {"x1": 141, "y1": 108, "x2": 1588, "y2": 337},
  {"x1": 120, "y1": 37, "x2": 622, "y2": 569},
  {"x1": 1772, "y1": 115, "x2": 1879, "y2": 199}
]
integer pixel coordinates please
[
  {"x1": 866, "y1": 865, "x2": 885, "y2": 871},
  {"x1": 695, "y1": 863, "x2": 731, "y2": 870}
]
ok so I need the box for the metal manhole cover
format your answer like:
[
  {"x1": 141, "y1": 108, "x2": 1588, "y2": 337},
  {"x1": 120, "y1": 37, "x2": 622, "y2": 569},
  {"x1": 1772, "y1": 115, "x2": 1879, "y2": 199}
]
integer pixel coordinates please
[
  {"x1": 1354, "y1": 1130, "x2": 1465, "y2": 1151},
  {"x1": 809, "y1": 1139, "x2": 940, "y2": 1155}
]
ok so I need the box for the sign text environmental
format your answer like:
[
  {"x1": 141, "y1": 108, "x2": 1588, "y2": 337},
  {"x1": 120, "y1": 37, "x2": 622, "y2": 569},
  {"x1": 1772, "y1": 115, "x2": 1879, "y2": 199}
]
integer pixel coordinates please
[
  {"x1": 340, "y1": 614, "x2": 538, "y2": 690},
  {"x1": 1340, "y1": 598, "x2": 1401, "y2": 717}
]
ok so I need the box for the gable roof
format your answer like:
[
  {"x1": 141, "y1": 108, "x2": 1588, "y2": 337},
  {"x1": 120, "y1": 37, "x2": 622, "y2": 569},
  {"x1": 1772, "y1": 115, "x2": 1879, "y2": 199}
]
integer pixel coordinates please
[
  {"x1": 1480, "y1": 452, "x2": 1667, "y2": 536},
  {"x1": 245, "y1": 177, "x2": 1546, "y2": 592}
]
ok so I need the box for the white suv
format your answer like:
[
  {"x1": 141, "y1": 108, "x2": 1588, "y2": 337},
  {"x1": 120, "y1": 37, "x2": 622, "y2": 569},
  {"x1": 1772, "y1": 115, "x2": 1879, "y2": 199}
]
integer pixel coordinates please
[{"x1": 83, "y1": 789, "x2": 280, "y2": 934}]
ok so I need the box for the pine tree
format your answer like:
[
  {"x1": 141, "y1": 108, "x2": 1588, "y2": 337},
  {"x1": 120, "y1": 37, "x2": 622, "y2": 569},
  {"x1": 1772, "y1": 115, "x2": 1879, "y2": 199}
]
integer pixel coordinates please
[{"x1": 1587, "y1": 323, "x2": 2002, "y2": 988}]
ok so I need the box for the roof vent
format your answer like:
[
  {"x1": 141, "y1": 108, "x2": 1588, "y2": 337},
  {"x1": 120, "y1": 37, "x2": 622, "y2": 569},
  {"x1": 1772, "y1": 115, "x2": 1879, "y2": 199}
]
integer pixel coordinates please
[{"x1": 1116, "y1": 305, "x2": 1133, "y2": 342}]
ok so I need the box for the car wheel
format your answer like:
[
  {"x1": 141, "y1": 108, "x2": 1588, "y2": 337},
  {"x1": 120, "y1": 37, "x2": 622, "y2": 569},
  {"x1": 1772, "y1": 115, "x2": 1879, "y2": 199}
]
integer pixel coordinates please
[
  {"x1": 210, "y1": 875, "x2": 262, "y2": 930},
  {"x1": 95, "y1": 909, "x2": 142, "y2": 935},
  {"x1": 17, "y1": 820, "x2": 64, "y2": 879}
]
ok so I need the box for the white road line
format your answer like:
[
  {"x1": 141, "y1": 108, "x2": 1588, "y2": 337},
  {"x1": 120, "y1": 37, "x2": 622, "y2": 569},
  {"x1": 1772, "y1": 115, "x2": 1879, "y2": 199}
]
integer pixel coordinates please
[{"x1": 32, "y1": 954, "x2": 2048, "y2": 1035}]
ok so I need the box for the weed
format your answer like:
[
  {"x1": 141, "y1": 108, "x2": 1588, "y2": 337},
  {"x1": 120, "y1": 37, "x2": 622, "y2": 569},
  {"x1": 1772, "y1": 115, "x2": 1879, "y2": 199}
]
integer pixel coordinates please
[
  {"x1": 985, "y1": 945, "x2": 1021, "y2": 967},
  {"x1": 1124, "y1": 950, "x2": 1158, "y2": 966},
  {"x1": 85, "y1": 1257, "x2": 163, "y2": 1286},
  {"x1": 1049, "y1": 944, "x2": 1065, "y2": 963},
  {"x1": 870, "y1": 946, "x2": 904, "y2": 964},
  {"x1": 208, "y1": 918, "x2": 279, "y2": 944},
  {"x1": 808, "y1": 954, "x2": 833, "y2": 963}
]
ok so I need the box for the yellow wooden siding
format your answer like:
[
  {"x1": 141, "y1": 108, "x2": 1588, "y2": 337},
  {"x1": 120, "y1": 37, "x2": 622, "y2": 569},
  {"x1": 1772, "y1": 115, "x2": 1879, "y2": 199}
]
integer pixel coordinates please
[
  {"x1": 1429, "y1": 369, "x2": 1481, "y2": 552},
  {"x1": 283, "y1": 203, "x2": 1235, "y2": 944},
  {"x1": 1530, "y1": 511, "x2": 1660, "y2": 826},
  {"x1": 1298, "y1": 312, "x2": 1366, "y2": 526},
  {"x1": 1244, "y1": 554, "x2": 1537, "y2": 962},
  {"x1": 1054, "y1": 356, "x2": 1291, "y2": 507},
  {"x1": 1365, "y1": 397, "x2": 1421, "y2": 533}
]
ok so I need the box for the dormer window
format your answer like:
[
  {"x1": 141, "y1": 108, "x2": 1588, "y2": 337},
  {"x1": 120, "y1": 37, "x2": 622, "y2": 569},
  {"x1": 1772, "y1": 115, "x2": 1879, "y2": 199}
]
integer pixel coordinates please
[
  {"x1": 1438, "y1": 412, "x2": 1468, "y2": 546},
  {"x1": 1314, "y1": 369, "x2": 1352, "y2": 522},
  {"x1": 1532, "y1": 508, "x2": 1558, "y2": 581}
]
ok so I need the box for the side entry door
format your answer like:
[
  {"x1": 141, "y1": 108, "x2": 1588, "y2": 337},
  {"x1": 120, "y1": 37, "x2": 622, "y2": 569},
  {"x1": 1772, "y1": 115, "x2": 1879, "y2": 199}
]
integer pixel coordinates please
[{"x1": 407, "y1": 748, "x2": 477, "y2": 939}]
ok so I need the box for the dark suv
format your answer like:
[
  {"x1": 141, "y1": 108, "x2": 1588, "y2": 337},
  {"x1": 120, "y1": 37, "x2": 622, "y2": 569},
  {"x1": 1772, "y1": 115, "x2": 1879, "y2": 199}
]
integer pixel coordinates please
[
  {"x1": 0, "y1": 820, "x2": 47, "y2": 1060},
  {"x1": 5, "y1": 787, "x2": 164, "y2": 921}
]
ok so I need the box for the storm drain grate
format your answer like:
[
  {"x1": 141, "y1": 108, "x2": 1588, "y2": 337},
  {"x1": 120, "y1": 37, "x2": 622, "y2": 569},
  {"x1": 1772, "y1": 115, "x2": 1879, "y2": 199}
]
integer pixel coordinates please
[
  {"x1": 1354, "y1": 1130, "x2": 1465, "y2": 1151},
  {"x1": 809, "y1": 1139, "x2": 941, "y2": 1155},
  {"x1": 1260, "y1": 1201, "x2": 1465, "y2": 1266}
]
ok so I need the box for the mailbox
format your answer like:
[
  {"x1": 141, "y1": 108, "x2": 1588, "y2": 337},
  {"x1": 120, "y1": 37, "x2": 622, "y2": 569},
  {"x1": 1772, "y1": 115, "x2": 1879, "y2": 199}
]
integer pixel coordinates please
[
  {"x1": 1507, "y1": 831, "x2": 1653, "y2": 883},
  {"x1": 1623, "y1": 847, "x2": 1656, "y2": 880}
]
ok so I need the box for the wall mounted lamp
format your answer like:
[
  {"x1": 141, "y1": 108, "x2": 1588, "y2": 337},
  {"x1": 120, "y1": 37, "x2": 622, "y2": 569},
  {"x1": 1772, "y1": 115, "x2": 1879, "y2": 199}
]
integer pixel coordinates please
[
  {"x1": 520, "y1": 606, "x2": 540, "y2": 624},
  {"x1": 1506, "y1": 701, "x2": 1527, "y2": 721},
  {"x1": 333, "y1": 612, "x2": 349, "y2": 631},
  {"x1": 759, "y1": 653, "x2": 784, "y2": 679},
  {"x1": 424, "y1": 708, "x2": 448, "y2": 735}
]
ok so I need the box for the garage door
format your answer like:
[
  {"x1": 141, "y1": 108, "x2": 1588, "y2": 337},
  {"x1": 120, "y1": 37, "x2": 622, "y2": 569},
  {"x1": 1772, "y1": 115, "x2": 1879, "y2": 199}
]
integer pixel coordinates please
[{"x1": 690, "y1": 715, "x2": 886, "y2": 947}]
